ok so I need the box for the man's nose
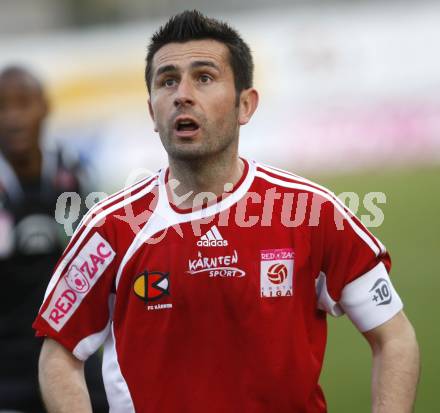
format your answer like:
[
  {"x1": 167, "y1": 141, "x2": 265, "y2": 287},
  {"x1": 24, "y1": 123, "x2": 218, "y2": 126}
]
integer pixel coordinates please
[{"x1": 173, "y1": 78, "x2": 195, "y2": 108}]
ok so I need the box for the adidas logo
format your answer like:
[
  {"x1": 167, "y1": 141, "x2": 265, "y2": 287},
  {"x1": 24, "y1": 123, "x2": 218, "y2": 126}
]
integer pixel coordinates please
[{"x1": 197, "y1": 225, "x2": 228, "y2": 247}]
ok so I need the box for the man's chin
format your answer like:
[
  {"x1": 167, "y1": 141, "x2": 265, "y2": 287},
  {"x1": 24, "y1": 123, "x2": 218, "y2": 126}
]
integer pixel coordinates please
[
  {"x1": 1, "y1": 132, "x2": 39, "y2": 159},
  {"x1": 164, "y1": 141, "x2": 213, "y2": 161},
  {"x1": 161, "y1": 133, "x2": 238, "y2": 162},
  {"x1": 167, "y1": 148, "x2": 210, "y2": 161},
  {"x1": 1, "y1": 144, "x2": 36, "y2": 162}
]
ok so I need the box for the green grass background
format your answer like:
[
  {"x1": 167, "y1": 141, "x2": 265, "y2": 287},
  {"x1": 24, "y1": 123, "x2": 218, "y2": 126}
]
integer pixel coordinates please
[{"x1": 310, "y1": 166, "x2": 439, "y2": 412}]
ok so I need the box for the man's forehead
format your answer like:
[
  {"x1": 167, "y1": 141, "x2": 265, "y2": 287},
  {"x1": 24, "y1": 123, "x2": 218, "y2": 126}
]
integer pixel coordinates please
[
  {"x1": 0, "y1": 71, "x2": 43, "y2": 96},
  {"x1": 153, "y1": 40, "x2": 230, "y2": 71}
]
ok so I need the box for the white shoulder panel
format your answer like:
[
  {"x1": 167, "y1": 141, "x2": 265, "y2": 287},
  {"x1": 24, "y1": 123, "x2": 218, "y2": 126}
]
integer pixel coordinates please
[
  {"x1": 315, "y1": 271, "x2": 345, "y2": 317},
  {"x1": 73, "y1": 321, "x2": 111, "y2": 361},
  {"x1": 72, "y1": 294, "x2": 115, "y2": 361}
]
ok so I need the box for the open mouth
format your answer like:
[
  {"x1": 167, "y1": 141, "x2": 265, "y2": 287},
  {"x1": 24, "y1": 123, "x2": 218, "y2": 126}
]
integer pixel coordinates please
[{"x1": 174, "y1": 117, "x2": 200, "y2": 136}]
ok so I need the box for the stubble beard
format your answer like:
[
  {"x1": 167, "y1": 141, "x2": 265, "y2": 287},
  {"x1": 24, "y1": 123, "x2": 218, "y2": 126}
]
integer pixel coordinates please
[{"x1": 159, "y1": 109, "x2": 240, "y2": 162}]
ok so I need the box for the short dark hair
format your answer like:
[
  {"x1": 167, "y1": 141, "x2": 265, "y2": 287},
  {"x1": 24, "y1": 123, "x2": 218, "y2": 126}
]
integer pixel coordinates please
[
  {"x1": 0, "y1": 65, "x2": 44, "y2": 96},
  {"x1": 145, "y1": 10, "x2": 254, "y2": 96}
]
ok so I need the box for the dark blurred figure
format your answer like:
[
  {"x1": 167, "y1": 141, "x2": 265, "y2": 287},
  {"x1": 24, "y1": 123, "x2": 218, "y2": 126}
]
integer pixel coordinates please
[{"x1": 0, "y1": 66, "x2": 108, "y2": 412}]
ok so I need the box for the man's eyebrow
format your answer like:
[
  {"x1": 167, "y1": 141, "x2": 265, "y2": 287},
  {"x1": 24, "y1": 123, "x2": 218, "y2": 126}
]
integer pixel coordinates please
[
  {"x1": 154, "y1": 61, "x2": 220, "y2": 78},
  {"x1": 155, "y1": 64, "x2": 179, "y2": 78},
  {"x1": 190, "y1": 61, "x2": 220, "y2": 71}
]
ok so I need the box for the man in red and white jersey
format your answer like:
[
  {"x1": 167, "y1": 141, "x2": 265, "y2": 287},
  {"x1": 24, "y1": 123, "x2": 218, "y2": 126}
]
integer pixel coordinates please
[{"x1": 34, "y1": 10, "x2": 420, "y2": 413}]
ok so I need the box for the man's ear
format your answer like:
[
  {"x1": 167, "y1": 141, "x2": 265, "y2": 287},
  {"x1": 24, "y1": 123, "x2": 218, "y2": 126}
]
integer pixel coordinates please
[
  {"x1": 148, "y1": 99, "x2": 158, "y2": 132},
  {"x1": 238, "y1": 88, "x2": 259, "y2": 126}
]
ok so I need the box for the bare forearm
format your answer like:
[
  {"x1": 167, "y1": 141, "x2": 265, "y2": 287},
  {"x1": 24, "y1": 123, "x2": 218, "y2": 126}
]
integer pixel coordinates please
[
  {"x1": 370, "y1": 328, "x2": 420, "y2": 412},
  {"x1": 39, "y1": 339, "x2": 93, "y2": 413}
]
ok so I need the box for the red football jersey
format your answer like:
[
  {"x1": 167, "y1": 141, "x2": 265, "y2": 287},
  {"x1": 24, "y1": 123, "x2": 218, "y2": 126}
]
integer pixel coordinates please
[{"x1": 34, "y1": 159, "x2": 403, "y2": 412}]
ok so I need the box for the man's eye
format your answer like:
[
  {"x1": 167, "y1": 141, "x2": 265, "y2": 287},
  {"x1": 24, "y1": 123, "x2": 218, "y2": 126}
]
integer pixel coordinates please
[
  {"x1": 163, "y1": 79, "x2": 177, "y2": 87},
  {"x1": 199, "y1": 75, "x2": 212, "y2": 84}
]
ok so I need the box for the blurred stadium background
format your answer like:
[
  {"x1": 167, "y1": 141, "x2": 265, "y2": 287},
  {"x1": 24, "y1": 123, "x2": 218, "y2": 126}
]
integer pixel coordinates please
[{"x1": 1, "y1": 0, "x2": 438, "y2": 411}]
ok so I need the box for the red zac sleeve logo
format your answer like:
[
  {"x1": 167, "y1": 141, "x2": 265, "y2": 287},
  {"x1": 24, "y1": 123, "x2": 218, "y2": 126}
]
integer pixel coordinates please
[{"x1": 41, "y1": 233, "x2": 116, "y2": 332}]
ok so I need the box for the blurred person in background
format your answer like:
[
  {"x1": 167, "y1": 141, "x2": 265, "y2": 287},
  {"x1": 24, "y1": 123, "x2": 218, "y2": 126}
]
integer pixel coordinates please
[
  {"x1": 34, "y1": 11, "x2": 419, "y2": 413},
  {"x1": 0, "y1": 66, "x2": 108, "y2": 412}
]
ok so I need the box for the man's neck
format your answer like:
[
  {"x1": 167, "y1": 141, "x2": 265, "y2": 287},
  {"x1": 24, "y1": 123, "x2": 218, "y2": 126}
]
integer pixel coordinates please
[{"x1": 167, "y1": 152, "x2": 244, "y2": 210}]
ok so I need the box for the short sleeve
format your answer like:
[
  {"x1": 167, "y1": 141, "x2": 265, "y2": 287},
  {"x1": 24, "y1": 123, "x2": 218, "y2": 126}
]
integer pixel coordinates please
[
  {"x1": 314, "y1": 196, "x2": 403, "y2": 332},
  {"x1": 33, "y1": 225, "x2": 117, "y2": 361}
]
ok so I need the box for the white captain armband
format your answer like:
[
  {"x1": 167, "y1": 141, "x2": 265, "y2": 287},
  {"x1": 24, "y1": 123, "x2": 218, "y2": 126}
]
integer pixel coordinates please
[{"x1": 339, "y1": 262, "x2": 403, "y2": 332}]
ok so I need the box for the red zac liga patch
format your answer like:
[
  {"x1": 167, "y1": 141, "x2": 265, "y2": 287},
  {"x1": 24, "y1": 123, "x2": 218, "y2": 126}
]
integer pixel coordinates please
[
  {"x1": 134, "y1": 271, "x2": 170, "y2": 303},
  {"x1": 260, "y1": 248, "x2": 294, "y2": 298}
]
